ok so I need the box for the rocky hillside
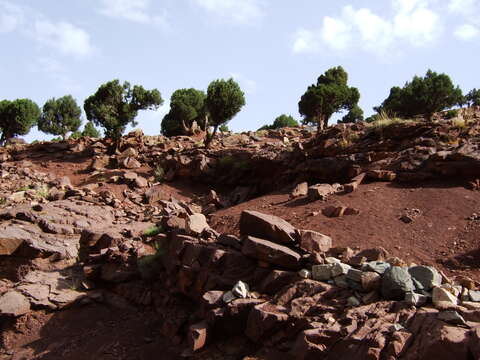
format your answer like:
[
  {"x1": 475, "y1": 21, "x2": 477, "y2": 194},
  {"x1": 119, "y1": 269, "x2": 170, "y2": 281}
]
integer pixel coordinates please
[{"x1": 1, "y1": 109, "x2": 480, "y2": 359}]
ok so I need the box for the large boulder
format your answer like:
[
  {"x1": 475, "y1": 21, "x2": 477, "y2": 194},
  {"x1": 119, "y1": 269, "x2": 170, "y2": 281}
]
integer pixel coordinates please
[
  {"x1": 242, "y1": 236, "x2": 301, "y2": 269},
  {"x1": 381, "y1": 266, "x2": 414, "y2": 300},
  {"x1": 409, "y1": 266, "x2": 442, "y2": 291},
  {"x1": 240, "y1": 210, "x2": 298, "y2": 244},
  {"x1": 299, "y1": 230, "x2": 332, "y2": 255}
]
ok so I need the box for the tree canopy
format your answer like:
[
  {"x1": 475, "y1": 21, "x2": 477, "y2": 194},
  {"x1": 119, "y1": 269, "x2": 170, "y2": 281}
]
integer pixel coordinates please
[
  {"x1": 0, "y1": 99, "x2": 40, "y2": 144},
  {"x1": 161, "y1": 88, "x2": 206, "y2": 137},
  {"x1": 375, "y1": 70, "x2": 463, "y2": 120},
  {"x1": 84, "y1": 79, "x2": 162, "y2": 142},
  {"x1": 465, "y1": 89, "x2": 480, "y2": 107},
  {"x1": 205, "y1": 78, "x2": 245, "y2": 147},
  {"x1": 38, "y1": 95, "x2": 81, "y2": 139},
  {"x1": 258, "y1": 114, "x2": 299, "y2": 131},
  {"x1": 339, "y1": 104, "x2": 364, "y2": 123},
  {"x1": 298, "y1": 66, "x2": 360, "y2": 132}
]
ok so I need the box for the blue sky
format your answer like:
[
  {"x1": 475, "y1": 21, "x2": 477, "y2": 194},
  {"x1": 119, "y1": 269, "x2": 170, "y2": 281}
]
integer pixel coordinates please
[{"x1": 0, "y1": 0, "x2": 479, "y2": 142}]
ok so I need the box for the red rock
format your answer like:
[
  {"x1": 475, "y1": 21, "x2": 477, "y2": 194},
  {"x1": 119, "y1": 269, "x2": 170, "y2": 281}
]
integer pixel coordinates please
[
  {"x1": 322, "y1": 206, "x2": 346, "y2": 217},
  {"x1": 242, "y1": 236, "x2": 301, "y2": 270},
  {"x1": 187, "y1": 321, "x2": 208, "y2": 352},
  {"x1": 299, "y1": 230, "x2": 332, "y2": 254},
  {"x1": 240, "y1": 210, "x2": 298, "y2": 244},
  {"x1": 245, "y1": 302, "x2": 289, "y2": 342},
  {"x1": 122, "y1": 157, "x2": 141, "y2": 169}
]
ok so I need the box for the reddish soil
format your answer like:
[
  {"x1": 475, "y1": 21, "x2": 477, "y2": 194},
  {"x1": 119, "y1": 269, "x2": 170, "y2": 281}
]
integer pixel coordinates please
[
  {"x1": 1, "y1": 305, "x2": 179, "y2": 360},
  {"x1": 210, "y1": 180, "x2": 480, "y2": 282}
]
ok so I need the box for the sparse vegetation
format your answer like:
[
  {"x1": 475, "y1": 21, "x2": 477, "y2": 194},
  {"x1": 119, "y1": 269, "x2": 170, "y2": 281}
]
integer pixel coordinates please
[
  {"x1": 205, "y1": 78, "x2": 245, "y2": 148},
  {"x1": 144, "y1": 225, "x2": 162, "y2": 237},
  {"x1": 366, "y1": 111, "x2": 408, "y2": 132},
  {"x1": 38, "y1": 95, "x2": 81, "y2": 140},
  {"x1": 153, "y1": 164, "x2": 165, "y2": 182},
  {"x1": 299, "y1": 66, "x2": 360, "y2": 132},
  {"x1": 258, "y1": 114, "x2": 299, "y2": 131},
  {"x1": 161, "y1": 88, "x2": 206, "y2": 136},
  {"x1": 375, "y1": 69, "x2": 463, "y2": 121},
  {"x1": 84, "y1": 79, "x2": 162, "y2": 146},
  {"x1": 444, "y1": 109, "x2": 459, "y2": 119},
  {"x1": 0, "y1": 99, "x2": 40, "y2": 145}
]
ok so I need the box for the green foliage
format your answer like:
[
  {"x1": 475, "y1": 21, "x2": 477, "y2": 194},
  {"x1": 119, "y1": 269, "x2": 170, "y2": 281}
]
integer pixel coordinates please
[
  {"x1": 82, "y1": 121, "x2": 100, "y2": 137},
  {"x1": 376, "y1": 70, "x2": 463, "y2": 120},
  {"x1": 84, "y1": 79, "x2": 162, "y2": 141},
  {"x1": 444, "y1": 109, "x2": 459, "y2": 119},
  {"x1": 465, "y1": 88, "x2": 480, "y2": 107},
  {"x1": 259, "y1": 114, "x2": 299, "y2": 130},
  {"x1": 143, "y1": 225, "x2": 162, "y2": 237},
  {"x1": 70, "y1": 131, "x2": 82, "y2": 139},
  {"x1": 339, "y1": 104, "x2": 364, "y2": 123},
  {"x1": 153, "y1": 164, "x2": 165, "y2": 182},
  {"x1": 205, "y1": 78, "x2": 245, "y2": 147},
  {"x1": 161, "y1": 88, "x2": 206, "y2": 137},
  {"x1": 299, "y1": 66, "x2": 360, "y2": 132},
  {"x1": 219, "y1": 124, "x2": 229, "y2": 132},
  {"x1": 38, "y1": 95, "x2": 81, "y2": 139},
  {"x1": 0, "y1": 99, "x2": 40, "y2": 144}
]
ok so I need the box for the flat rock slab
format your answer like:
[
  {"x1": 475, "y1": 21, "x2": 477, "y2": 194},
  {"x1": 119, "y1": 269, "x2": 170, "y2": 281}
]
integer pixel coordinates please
[
  {"x1": 240, "y1": 210, "x2": 298, "y2": 244},
  {"x1": 0, "y1": 291, "x2": 31, "y2": 316},
  {"x1": 242, "y1": 236, "x2": 301, "y2": 269}
]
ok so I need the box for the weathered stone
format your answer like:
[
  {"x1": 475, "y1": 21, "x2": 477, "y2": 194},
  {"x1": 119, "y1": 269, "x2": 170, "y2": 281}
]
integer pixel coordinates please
[
  {"x1": 299, "y1": 230, "x2": 332, "y2": 255},
  {"x1": 134, "y1": 176, "x2": 148, "y2": 188},
  {"x1": 360, "y1": 271, "x2": 382, "y2": 292},
  {"x1": 470, "y1": 290, "x2": 480, "y2": 302},
  {"x1": 245, "y1": 302, "x2": 289, "y2": 342},
  {"x1": 312, "y1": 264, "x2": 334, "y2": 281},
  {"x1": 367, "y1": 170, "x2": 397, "y2": 181},
  {"x1": 0, "y1": 291, "x2": 31, "y2": 316},
  {"x1": 232, "y1": 281, "x2": 249, "y2": 299},
  {"x1": 144, "y1": 186, "x2": 168, "y2": 204},
  {"x1": 438, "y1": 311, "x2": 467, "y2": 326},
  {"x1": 186, "y1": 213, "x2": 209, "y2": 235},
  {"x1": 298, "y1": 269, "x2": 311, "y2": 279},
  {"x1": 362, "y1": 261, "x2": 391, "y2": 274},
  {"x1": 382, "y1": 266, "x2": 415, "y2": 300},
  {"x1": 347, "y1": 296, "x2": 361, "y2": 307},
  {"x1": 242, "y1": 236, "x2": 301, "y2": 269},
  {"x1": 308, "y1": 183, "x2": 336, "y2": 201},
  {"x1": 222, "y1": 291, "x2": 236, "y2": 304},
  {"x1": 0, "y1": 237, "x2": 24, "y2": 255},
  {"x1": 187, "y1": 321, "x2": 208, "y2": 352},
  {"x1": 122, "y1": 157, "x2": 141, "y2": 169},
  {"x1": 405, "y1": 291, "x2": 428, "y2": 307},
  {"x1": 291, "y1": 182, "x2": 308, "y2": 198},
  {"x1": 344, "y1": 173, "x2": 366, "y2": 193},
  {"x1": 322, "y1": 205, "x2": 346, "y2": 218},
  {"x1": 331, "y1": 262, "x2": 351, "y2": 277},
  {"x1": 346, "y1": 268, "x2": 363, "y2": 282},
  {"x1": 259, "y1": 270, "x2": 297, "y2": 295},
  {"x1": 432, "y1": 286, "x2": 458, "y2": 308},
  {"x1": 218, "y1": 234, "x2": 242, "y2": 250},
  {"x1": 409, "y1": 266, "x2": 442, "y2": 291},
  {"x1": 240, "y1": 210, "x2": 297, "y2": 244}
]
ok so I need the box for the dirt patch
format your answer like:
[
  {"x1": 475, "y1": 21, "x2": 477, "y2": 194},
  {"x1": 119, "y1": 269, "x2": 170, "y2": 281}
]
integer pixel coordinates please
[{"x1": 210, "y1": 180, "x2": 480, "y2": 281}]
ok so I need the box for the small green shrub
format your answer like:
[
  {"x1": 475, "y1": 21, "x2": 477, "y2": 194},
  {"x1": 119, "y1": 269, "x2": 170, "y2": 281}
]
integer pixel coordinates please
[
  {"x1": 16, "y1": 186, "x2": 30, "y2": 192},
  {"x1": 144, "y1": 225, "x2": 162, "y2": 237},
  {"x1": 445, "y1": 109, "x2": 459, "y2": 119},
  {"x1": 36, "y1": 185, "x2": 49, "y2": 199},
  {"x1": 452, "y1": 118, "x2": 467, "y2": 129},
  {"x1": 153, "y1": 164, "x2": 165, "y2": 182}
]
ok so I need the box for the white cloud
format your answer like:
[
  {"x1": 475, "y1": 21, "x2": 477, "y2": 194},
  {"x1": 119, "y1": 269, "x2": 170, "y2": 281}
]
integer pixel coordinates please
[
  {"x1": 292, "y1": 29, "x2": 320, "y2": 54},
  {"x1": 454, "y1": 23, "x2": 479, "y2": 40},
  {"x1": 192, "y1": 0, "x2": 264, "y2": 24},
  {"x1": 99, "y1": 0, "x2": 168, "y2": 27},
  {"x1": 230, "y1": 73, "x2": 257, "y2": 94},
  {"x1": 292, "y1": 0, "x2": 440, "y2": 55},
  {"x1": 34, "y1": 20, "x2": 94, "y2": 57},
  {"x1": 321, "y1": 16, "x2": 352, "y2": 50},
  {"x1": 0, "y1": 1, "x2": 24, "y2": 33},
  {"x1": 448, "y1": 0, "x2": 477, "y2": 15}
]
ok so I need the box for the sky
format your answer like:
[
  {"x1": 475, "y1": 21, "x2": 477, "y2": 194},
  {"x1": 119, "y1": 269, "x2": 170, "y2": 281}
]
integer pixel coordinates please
[{"x1": 0, "y1": 0, "x2": 479, "y2": 142}]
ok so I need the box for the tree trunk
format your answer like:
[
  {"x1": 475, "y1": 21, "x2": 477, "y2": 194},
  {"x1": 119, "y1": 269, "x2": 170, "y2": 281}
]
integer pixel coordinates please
[
  {"x1": 202, "y1": 114, "x2": 209, "y2": 132},
  {"x1": 181, "y1": 120, "x2": 193, "y2": 135},
  {"x1": 316, "y1": 115, "x2": 325, "y2": 135},
  {"x1": 205, "y1": 125, "x2": 218, "y2": 149}
]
